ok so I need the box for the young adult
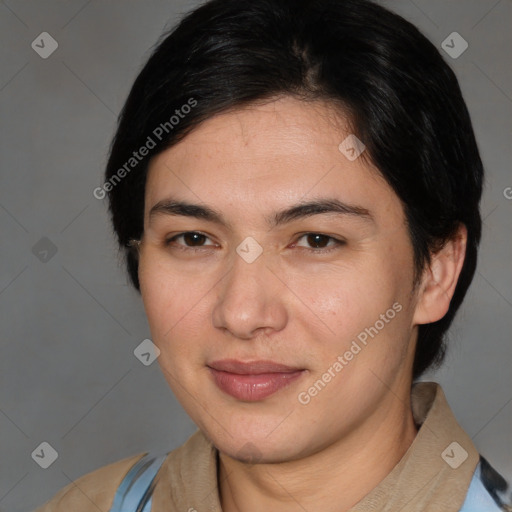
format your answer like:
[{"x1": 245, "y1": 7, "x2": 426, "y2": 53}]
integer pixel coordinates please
[{"x1": 36, "y1": 0, "x2": 511, "y2": 510}]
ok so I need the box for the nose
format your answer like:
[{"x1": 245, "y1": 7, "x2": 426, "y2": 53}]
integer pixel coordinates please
[{"x1": 212, "y1": 250, "x2": 288, "y2": 340}]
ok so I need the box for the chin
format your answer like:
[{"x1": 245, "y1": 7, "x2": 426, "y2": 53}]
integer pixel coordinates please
[{"x1": 206, "y1": 424, "x2": 312, "y2": 465}]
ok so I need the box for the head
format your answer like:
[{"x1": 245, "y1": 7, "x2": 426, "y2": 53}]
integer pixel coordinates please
[{"x1": 103, "y1": 0, "x2": 483, "y2": 462}]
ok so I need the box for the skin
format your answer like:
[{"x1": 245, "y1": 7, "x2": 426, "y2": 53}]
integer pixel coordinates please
[{"x1": 137, "y1": 95, "x2": 467, "y2": 512}]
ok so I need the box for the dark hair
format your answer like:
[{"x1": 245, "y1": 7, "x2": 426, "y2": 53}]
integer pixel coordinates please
[{"x1": 104, "y1": 0, "x2": 483, "y2": 379}]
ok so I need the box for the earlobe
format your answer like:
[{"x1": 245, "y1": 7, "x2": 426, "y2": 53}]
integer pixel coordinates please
[{"x1": 413, "y1": 224, "x2": 468, "y2": 325}]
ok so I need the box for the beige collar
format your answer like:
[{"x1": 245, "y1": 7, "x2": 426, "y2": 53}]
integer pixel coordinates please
[{"x1": 152, "y1": 382, "x2": 479, "y2": 512}]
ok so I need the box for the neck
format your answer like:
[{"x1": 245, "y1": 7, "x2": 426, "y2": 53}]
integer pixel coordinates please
[{"x1": 218, "y1": 388, "x2": 418, "y2": 512}]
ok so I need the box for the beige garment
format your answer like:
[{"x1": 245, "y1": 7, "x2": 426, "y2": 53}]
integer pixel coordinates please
[{"x1": 35, "y1": 382, "x2": 480, "y2": 512}]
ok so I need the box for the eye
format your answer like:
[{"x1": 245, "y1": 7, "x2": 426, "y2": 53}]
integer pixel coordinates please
[
  {"x1": 293, "y1": 233, "x2": 345, "y2": 252},
  {"x1": 163, "y1": 231, "x2": 345, "y2": 254},
  {"x1": 165, "y1": 231, "x2": 217, "y2": 249}
]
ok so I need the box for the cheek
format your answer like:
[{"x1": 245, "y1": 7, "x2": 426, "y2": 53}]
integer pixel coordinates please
[
  {"x1": 292, "y1": 256, "x2": 412, "y2": 366},
  {"x1": 304, "y1": 285, "x2": 365, "y2": 339},
  {"x1": 139, "y1": 258, "x2": 210, "y2": 348},
  {"x1": 293, "y1": 262, "x2": 392, "y2": 329}
]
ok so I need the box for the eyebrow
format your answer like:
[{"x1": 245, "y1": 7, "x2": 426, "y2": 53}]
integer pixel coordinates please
[{"x1": 148, "y1": 197, "x2": 374, "y2": 229}]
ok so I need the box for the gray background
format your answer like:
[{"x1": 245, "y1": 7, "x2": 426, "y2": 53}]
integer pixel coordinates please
[{"x1": 0, "y1": 1, "x2": 510, "y2": 511}]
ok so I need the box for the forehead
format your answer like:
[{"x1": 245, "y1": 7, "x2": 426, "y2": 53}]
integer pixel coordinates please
[
  {"x1": 144, "y1": 96, "x2": 397, "y2": 223},
  {"x1": 151, "y1": 97, "x2": 355, "y2": 168}
]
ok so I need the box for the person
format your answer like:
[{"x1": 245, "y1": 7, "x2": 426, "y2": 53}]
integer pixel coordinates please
[{"x1": 36, "y1": 0, "x2": 511, "y2": 510}]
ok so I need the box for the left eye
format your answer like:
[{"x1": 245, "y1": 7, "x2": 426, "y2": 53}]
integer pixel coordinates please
[{"x1": 294, "y1": 233, "x2": 344, "y2": 250}]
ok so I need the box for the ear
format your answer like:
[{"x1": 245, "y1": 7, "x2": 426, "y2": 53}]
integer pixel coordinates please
[{"x1": 413, "y1": 224, "x2": 468, "y2": 325}]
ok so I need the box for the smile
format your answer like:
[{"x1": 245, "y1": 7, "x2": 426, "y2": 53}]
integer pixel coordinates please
[{"x1": 207, "y1": 360, "x2": 306, "y2": 401}]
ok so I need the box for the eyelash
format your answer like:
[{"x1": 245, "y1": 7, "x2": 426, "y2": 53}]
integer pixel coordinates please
[{"x1": 163, "y1": 232, "x2": 346, "y2": 254}]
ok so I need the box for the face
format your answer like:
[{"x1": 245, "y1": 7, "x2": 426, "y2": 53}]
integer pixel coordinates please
[{"x1": 138, "y1": 96, "x2": 421, "y2": 463}]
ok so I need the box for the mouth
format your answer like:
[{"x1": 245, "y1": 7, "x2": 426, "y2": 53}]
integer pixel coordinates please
[{"x1": 207, "y1": 359, "x2": 306, "y2": 401}]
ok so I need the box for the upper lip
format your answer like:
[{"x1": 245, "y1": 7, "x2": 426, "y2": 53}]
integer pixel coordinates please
[{"x1": 208, "y1": 359, "x2": 303, "y2": 374}]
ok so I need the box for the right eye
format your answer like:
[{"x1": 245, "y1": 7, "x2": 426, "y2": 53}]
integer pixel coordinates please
[{"x1": 164, "y1": 231, "x2": 218, "y2": 250}]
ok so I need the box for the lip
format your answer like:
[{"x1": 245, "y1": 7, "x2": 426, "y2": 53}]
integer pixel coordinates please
[{"x1": 207, "y1": 359, "x2": 305, "y2": 401}]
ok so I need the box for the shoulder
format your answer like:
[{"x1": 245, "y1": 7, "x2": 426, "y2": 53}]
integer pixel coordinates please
[
  {"x1": 459, "y1": 456, "x2": 512, "y2": 512},
  {"x1": 34, "y1": 452, "x2": 148, "y2": 512}
]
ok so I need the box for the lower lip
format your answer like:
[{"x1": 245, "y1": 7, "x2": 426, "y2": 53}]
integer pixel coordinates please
[{"x1": 208, "y1": 368, "x2": 305, "y2": 401}]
